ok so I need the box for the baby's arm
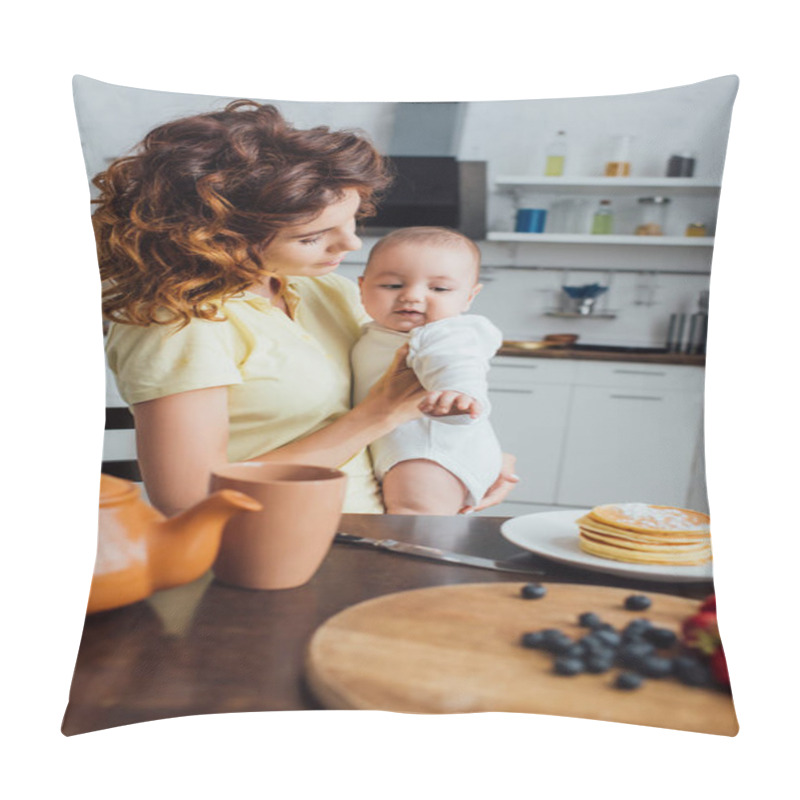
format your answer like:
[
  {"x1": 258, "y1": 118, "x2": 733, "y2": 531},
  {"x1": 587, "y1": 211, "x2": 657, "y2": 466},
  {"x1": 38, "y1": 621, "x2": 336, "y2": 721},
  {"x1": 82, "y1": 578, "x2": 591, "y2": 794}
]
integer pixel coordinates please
[{"x1": 408, "y1": 316, "x2": 502, "y2": 423}]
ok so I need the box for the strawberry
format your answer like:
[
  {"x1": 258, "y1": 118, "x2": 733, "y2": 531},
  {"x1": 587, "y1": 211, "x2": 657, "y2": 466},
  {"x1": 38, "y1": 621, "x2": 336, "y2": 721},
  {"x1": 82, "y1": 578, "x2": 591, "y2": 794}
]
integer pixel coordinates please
[
  {"x1": 699, "y1": 595, "x2": 716, "y2": 613},
  {"x1": 681, "y1": 611, "x2": 721, "y2": 656},
  {"x1": 709, "y1": 648, "x2": 730, "y2": 687}
]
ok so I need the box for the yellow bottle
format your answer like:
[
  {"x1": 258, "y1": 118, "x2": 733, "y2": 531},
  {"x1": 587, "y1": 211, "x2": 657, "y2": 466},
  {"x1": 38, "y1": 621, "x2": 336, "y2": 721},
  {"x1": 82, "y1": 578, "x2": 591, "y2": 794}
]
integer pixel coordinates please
[{"x1": 544, "y1": 131, "x2": 567, "y2": 176}]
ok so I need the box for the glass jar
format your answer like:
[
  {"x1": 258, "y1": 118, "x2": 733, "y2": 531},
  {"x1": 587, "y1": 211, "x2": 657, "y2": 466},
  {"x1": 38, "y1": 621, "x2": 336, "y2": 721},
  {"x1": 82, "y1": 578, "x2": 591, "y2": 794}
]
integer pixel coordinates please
[
  {"x1": 685, "y1": 222, "x2": 707, "y2": 237},
  {"x1": 635, "y1": 196, "x2": 670, "y2": 235},
  {"x1": 591, "y1": 199, "x2": 614, "y2": 234},
  {"x1": 605, "y1": 135, "x2": 633, "y2": 177}
]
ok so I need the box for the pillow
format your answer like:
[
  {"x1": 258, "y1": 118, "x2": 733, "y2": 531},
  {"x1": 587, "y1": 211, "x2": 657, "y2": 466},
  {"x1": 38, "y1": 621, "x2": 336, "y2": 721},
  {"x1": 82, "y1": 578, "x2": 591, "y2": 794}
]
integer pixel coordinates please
[{"x1": 64, "y1": 75, "x2": 738, "y2": 737}]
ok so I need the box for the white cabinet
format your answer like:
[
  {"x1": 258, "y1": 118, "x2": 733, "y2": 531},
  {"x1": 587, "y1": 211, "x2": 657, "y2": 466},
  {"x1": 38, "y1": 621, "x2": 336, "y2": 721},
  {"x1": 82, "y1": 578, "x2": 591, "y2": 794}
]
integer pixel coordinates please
[
  {"x1": 486, "y1": 357, "x2": 573, "y2": 515},
  {"x1": 484, "y1": 356, "x2": 707, "y2": 516},
  {"x1": 489, "y1": 382, "x2": 571, "y2": 504},
  {"x1": 556, "y1": 385, "x2": 703, "y2": 507}
]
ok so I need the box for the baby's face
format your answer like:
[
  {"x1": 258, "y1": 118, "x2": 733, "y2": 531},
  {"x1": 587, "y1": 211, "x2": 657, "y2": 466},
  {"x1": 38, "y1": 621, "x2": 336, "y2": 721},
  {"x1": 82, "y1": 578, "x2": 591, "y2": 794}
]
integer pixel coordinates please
[{"x1": 359, "y1": 241, "x2": 482, "y2": 332}]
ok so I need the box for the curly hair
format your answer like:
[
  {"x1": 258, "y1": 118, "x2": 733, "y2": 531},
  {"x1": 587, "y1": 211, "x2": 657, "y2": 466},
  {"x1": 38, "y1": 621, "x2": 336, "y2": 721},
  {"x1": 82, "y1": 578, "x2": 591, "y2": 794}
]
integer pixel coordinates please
[{"x1": 92, "y1": 100, "x2": 392, "y2": 327}]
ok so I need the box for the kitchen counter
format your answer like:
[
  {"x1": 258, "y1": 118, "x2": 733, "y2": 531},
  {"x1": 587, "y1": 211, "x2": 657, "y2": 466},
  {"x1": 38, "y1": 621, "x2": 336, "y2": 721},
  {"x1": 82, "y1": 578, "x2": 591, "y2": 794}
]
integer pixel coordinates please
[
  {"x1": 62, "y1": 513, "x2": 724, "y2": 736},
  {"x1": 498, "y1": 343, "x2": 705, "y2": 367}
]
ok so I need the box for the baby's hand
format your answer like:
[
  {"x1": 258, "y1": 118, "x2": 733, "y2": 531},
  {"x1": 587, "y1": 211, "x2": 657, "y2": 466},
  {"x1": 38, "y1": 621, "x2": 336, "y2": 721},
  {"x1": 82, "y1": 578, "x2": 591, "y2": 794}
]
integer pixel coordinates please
[{"x1": 419, "y1": 390, "x2": 482, "y2": 419}]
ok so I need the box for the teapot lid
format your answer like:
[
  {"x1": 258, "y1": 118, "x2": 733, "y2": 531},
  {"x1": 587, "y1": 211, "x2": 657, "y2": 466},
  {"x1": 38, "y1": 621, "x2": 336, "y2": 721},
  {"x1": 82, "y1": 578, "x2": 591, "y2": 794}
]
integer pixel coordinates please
[{"x1": 100, "y1": 473, "x2": 139, "y2": 505}]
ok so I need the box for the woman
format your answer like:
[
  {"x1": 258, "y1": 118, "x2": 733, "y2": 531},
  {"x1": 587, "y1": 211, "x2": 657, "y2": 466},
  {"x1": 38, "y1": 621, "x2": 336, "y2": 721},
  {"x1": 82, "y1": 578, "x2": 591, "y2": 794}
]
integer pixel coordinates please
[{"x1": 94, "y1": 100, "x2": 516, "y2": 515}]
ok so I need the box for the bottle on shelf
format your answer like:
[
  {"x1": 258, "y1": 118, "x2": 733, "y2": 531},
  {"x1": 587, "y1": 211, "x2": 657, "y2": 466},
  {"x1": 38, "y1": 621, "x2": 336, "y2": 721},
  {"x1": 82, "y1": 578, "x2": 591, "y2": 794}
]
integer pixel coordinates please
[
  {"x1": 544, "y1": 130, "x2": 567, "y2": 176},
  {"x1": 685, "y1": 291, "x2": 709, "y2": 355},
  {"x1": 591, "y1": 199, "x2": 614, "y2": 234},
  {"x1": 665, "y1": 313, "x2": 686, "y2": 353},
  {"x1": 605, "y1": 135, "x2": 633, "y2": 177},
  {"x1": 667, "y1": 151, "x2": 696, "y2": 177},
  {"x1": 635, "y1": 196, "x2": 670, "y2": 236}
]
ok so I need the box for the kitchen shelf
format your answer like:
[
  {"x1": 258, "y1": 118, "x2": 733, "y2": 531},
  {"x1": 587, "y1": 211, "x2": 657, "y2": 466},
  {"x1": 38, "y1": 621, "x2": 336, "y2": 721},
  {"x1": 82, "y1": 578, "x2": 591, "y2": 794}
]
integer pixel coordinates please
[
  {"x1": 487, "y1": 232, "x2": 715, "y2": 247},
  {"x1": 545, "y1": 311, "x2": 618, "y2": 319},
  {"x1": 494, "y1": 176, "x2": 722, "y2": 196}
]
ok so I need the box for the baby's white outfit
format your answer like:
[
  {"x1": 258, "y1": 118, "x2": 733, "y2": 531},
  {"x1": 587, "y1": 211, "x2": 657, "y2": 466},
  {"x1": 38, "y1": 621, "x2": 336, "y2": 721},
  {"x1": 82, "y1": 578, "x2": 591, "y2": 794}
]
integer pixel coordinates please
[{"x1": 351, "y1": 315, "x2": 504, "y2": 506}]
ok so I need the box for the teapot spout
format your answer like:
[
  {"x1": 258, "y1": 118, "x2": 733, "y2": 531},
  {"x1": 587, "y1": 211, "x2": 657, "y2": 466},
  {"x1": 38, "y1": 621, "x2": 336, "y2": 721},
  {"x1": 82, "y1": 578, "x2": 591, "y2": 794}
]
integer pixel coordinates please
[{"x1": 151, "y1": 490, "x2": 262, "y2": 591}]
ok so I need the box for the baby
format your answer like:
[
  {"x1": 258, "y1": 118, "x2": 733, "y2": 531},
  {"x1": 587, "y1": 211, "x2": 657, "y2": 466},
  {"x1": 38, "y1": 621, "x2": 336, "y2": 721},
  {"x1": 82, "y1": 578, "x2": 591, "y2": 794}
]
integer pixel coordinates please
[{"x1": 351, "y1": 226, "x2": 503, "y2": 515}]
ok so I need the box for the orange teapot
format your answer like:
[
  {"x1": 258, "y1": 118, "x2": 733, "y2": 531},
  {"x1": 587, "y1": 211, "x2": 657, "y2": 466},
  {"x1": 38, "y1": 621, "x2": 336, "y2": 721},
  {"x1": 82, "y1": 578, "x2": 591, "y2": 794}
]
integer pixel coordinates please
[{"x1": 87, "y1": 474, "x2": 262, "y2": 614}]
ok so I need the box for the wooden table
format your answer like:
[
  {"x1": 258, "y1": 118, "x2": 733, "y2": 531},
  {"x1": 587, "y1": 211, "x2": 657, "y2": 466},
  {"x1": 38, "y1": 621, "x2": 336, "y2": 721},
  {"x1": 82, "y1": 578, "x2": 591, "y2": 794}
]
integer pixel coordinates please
[{"x1": 62, "y1": 513, "x2": 715, "y2": 736}]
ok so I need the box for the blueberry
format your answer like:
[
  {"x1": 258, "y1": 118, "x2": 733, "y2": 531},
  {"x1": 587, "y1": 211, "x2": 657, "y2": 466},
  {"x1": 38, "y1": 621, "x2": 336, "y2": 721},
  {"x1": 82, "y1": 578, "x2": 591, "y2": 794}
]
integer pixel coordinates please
[
  {"x1": 539, "y1": 629, "x2": 573, "y2": 654},
  {"x1": 520, "y1": 631, "x2": 546, "y2": 649},
  {"x1": 521, "y1": 583, "x2": 547, "y2": 599},
  {"x1": 645, "y1": 627, "x2": 678, "y2": 649},
  {"x1": 578, "y1": 612, "x2": 602, "y2": 629},
  {"x1": 622, "y1": 620, "x2": 653, "y2": 644},
  {"x1": 620, "y1": 635, "x2": 644, "y2": 649},
  {"x1": 546, "y1": 636, "x2": 575, "y2": 655},
  {"x1": 554, "y1": 657, "x2": 584, "y2": 676},
  {"x1": 581, "y1": 631, "x2": 609, "y2": 648},
  {"x1": 593, "y1": 629, "x2": 622, "y2": 648},
  {"x1": 585, "y1": 655, "x2": 614, "y2": 674},
  {"x1": 622, "y1": 642, "x2": 656, "y2": 658},
  {"x1": 673, "y1": 655, "x2": 712, "y2": 687},
  {"x1": 637, "y1": 655, "x2": 673, "y2": 678},
  {"x1": 617, "y1": 642, "x2": 656, "y2": 669},
  {"x1": 580, "y1": 634, "x2": 611, "y2": 653},
  {"x1": 563, "y1": 642, "x2": 587, "y2": 659},
  {"x1": 625, "y1": 618, "x2": 653, "y2": 632},
  {"x1": 582, "y1": 643, "x2": 615, "y2": 663},
  {"x1": 595, "y1": 623, "x2": 618, "y2": 633},
  {"x1": 625, "y1": 595, "x2": 652, "y2": 611},
  {"x1": 615, "y1": 672, "x2": 644, "y2": 690}
]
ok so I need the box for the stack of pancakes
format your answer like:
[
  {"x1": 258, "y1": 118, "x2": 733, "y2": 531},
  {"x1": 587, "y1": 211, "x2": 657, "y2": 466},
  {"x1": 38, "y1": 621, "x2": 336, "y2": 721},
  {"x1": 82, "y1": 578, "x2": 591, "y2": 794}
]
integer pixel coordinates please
[{"x1": 577, "y1": 503, "x2": 711, "y2": 566}]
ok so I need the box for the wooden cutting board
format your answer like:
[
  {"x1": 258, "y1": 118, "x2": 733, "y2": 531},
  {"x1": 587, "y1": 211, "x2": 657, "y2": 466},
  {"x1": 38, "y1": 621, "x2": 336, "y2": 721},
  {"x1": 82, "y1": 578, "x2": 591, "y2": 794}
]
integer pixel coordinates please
[{"x1": 305, "y1": 582, "x2": 738, "y2": 735}]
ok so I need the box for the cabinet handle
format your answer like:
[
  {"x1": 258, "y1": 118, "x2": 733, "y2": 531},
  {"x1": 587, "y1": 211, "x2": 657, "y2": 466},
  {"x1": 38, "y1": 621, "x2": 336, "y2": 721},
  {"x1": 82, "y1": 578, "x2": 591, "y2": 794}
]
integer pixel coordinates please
[
  {"x1": 489, "y1": 388, "x2": 535, "y2": 395},
  {"x1": 612, "y1": 369, "x2": 667, "y2": 377},
  {"x1": 609, "y1": 394, "x2": 664, "y2": 401}
]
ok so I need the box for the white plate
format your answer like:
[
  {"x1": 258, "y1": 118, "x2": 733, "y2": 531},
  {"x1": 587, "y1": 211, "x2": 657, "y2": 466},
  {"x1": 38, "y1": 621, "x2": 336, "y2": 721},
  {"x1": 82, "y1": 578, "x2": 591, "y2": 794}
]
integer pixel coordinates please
[{"x1": 500, "y1": 509, "x2": 714, "y2": 583}]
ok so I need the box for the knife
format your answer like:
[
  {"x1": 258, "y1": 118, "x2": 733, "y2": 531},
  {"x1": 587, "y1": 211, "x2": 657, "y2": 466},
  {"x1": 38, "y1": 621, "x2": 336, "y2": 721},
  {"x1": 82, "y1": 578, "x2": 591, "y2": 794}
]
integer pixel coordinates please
[{"x1": 334, "y1": 532, "x2": 544, "y2": 576}]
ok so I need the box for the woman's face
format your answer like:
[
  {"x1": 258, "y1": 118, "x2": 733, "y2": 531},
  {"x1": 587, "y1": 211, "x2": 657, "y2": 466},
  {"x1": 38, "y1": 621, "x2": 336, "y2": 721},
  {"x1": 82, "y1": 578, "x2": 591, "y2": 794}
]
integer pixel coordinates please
[{"x1": 261, "y1": 188, "x2": 363, "y2": 278}]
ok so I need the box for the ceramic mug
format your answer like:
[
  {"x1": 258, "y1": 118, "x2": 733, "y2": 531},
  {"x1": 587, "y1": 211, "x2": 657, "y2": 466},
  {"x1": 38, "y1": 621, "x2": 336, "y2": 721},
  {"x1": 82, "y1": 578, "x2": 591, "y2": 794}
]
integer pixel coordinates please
[{"x1": 210, "y1": 462, "x2": 347, "y2": 590}]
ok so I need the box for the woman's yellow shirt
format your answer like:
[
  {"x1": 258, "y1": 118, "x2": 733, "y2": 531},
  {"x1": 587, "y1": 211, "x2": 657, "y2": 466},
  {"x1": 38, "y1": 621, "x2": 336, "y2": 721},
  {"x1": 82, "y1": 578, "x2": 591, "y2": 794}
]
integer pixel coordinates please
[{"x1": 106, "y1": 273, "x2": 383, "y2": 513}]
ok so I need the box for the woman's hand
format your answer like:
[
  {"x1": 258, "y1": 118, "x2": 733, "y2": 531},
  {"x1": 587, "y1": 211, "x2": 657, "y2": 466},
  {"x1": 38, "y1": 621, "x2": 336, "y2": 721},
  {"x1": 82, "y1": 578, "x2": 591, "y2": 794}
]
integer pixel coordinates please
[
  {"x1": 361, "y1": 344, "x2": 426, "y2": 425},
  {"x1": 459, "y1": 452, "x2": 519, "y2": 514}
]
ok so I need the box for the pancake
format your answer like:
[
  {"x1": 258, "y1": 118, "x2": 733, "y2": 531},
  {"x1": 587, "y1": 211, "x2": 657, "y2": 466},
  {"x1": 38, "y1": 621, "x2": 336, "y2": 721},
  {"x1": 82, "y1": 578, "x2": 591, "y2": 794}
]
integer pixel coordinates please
[
  {"x1": 588, "y1": 503, "x2": 709, "y2": 535},
  {"x1": 577, "y1": 503, "x2": 711, "y2": 566}
]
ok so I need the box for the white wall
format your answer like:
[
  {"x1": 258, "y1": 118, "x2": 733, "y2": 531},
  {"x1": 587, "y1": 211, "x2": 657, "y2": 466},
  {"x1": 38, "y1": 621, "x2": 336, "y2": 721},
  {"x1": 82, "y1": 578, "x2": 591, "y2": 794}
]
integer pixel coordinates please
[{"x1": 459, "y1": 77, "x2": 736, "y2": 179}]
